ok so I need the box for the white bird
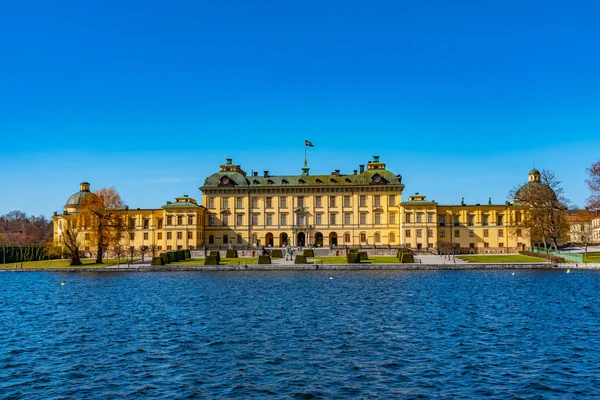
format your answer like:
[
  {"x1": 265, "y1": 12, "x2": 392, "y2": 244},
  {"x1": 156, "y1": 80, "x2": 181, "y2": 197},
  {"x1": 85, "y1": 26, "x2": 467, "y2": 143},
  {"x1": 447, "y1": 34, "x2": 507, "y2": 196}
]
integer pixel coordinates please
[
  {"x1": 511, "y1": 272, "x2": 515, "y2": 276},
  {"x1": 567, "y1": 269, "x2": 571, "y2": 274},
  {"x1": 61, "y1": 280, "x2": 66, "y2": 286},
  {"x1": 329, "y1": 276, "x2": 334, "y2": 280}
]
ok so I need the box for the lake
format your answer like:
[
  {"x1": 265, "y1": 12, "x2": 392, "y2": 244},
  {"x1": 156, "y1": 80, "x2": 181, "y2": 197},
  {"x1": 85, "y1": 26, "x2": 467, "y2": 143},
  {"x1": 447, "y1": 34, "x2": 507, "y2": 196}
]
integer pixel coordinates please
[{"x1": 1, "y1": 270, "x2": 599, "y2": 398}]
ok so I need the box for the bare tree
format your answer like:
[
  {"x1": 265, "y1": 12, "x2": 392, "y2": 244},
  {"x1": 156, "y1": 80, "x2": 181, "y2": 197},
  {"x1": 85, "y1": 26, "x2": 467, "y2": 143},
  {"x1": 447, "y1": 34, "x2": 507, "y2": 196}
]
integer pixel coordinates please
[
  {"x1": 113, "y1": 245, "x2": 125, "y2": 266},
  {"x1": 61, "y1": 222, "x2": 83, "y2": 266},
  {"x1": 509, "y1": 169, "x2": 569, "y2": 251},
  {"x1": 138, "y1": 245, "x2": 149, "y2": 262},
  {"x1": 569, "y1": 210, "x2": 595, "y2": 257},
  {"x1": 586, "y1": 161, "x2": 600, "y2": 210}
]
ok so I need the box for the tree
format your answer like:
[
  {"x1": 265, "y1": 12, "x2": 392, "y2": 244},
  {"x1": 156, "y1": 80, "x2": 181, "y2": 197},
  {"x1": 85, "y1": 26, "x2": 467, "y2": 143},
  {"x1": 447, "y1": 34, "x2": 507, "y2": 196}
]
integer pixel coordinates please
[
  {"x1": 79, "y1": 187, "x2": 127, "y2": 264},
  {"x1": 61, "y1": 221, "x2": 82, "y2": 266},
  {"x1": 569, "y1": 210, "x2": 595, "y2": 257},
  {"x1": 138, "y1": 245, "x2": 149, "y2": 262},
  {"x1": 113, "y1": 244, "x2": 125, "y2": 266},
  {"x1": 509, "y1": 169, "x2": 569, "y2": 251},
  {"x1": 0, "y1": 211, "x2": 53, "y2": 246},
  {"x1": 586, "y1": 161, "x2": 600, "y2": 210}
]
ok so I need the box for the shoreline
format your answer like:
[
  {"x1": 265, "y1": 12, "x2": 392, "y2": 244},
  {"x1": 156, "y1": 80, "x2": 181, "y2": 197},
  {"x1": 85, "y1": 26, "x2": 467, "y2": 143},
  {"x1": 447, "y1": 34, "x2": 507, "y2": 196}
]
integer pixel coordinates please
[{"x1": 0, "y1": 263, "x2": 595, "y2": 273}]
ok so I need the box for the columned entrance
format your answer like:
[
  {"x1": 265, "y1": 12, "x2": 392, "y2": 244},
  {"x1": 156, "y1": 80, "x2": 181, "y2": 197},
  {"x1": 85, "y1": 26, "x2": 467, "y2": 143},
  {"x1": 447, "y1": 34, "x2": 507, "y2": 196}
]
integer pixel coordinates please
[
  {"x1": 315, "y1": 232, "x2": 323, "y2": 247},
  {"x1": 329, "y1": 232, "x2": 338, "y2": 246},
  {"x1": 297, "y1": 232, "x2": 306, "y2": 247},
  {"x1": 265, "y1": 233, "x2": 274, "y2": 247},
  {"x1": 279, "y1": 233, "x2": 288, "y2": 246}
]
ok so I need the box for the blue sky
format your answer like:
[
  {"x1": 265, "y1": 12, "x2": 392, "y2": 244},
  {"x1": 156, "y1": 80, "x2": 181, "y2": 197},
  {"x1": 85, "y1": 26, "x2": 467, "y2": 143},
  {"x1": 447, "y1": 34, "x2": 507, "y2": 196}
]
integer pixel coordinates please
[{"x1": 1, "y1": 0, "x2": 599, "y2": 216}]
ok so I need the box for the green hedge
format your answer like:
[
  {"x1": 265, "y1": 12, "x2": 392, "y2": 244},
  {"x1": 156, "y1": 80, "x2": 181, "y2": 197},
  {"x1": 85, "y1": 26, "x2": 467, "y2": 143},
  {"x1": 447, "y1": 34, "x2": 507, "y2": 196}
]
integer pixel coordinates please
[
  {"x1": 258, "y1": 255, "x2": 271, "y2": 264},
  {"x1": 210, "y1": 251, "x2": 221, "y2": 262},
  {"x1": 519, "y1": 250, "x2": 565, "y2": 264},
  {"x1": 348, "y1": 248, "x2": 358, "y2": 254},
  {"x1": 151, "y1": 257, "x2": 165, "y2": 266},
  {"x1": 0, "y1": 246, "x2": 47, "y2": 264},
  {"x1": 204, "y1": 255, "x2": 219, "y2": 265},
  {"x1": 271, "y1": 249, "x2": 283, "y2": 258},
  {"x1": 160, "y1": 254, "x2": 169, "y2": 265},
  {"x1": 358, "y1": 251, "x2": 368, "y2": 260},
  {"x1": 397, "y1": 249, "x2": 415, "y2": 263},
  {"x1": 184, "y1": 249, "x2": 191, "y2": 258},
  {"x1": 226, "y1": 249, "x2": 238, "y2": 258},
  {"x1": 294, "y1": 255, "x2": 307, "y2": 264},
  {"x1": 303, "y1": 249, "x2": 314, "y2": 257},
  {"x1": 346, "y1": 253, "x2": 361, "y2": 263}
]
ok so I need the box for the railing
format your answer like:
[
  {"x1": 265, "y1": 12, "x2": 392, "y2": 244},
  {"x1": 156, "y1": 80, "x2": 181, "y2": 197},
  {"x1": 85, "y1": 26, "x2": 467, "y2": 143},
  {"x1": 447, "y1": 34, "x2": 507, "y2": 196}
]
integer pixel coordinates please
[{"x1": 529, "y1": 246, "x2": 583, "y2": 263}]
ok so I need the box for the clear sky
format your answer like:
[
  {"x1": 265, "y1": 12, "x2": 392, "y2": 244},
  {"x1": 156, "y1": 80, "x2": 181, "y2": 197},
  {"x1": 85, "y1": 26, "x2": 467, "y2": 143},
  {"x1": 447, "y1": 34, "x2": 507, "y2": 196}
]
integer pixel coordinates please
[{"x1": 1, "y1": 0, "x2": 599, "y2": 217}]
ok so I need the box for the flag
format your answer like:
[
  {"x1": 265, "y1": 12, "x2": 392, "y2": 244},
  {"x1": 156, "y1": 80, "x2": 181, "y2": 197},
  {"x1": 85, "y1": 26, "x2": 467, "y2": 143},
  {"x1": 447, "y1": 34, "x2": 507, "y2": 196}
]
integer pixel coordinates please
[{"x1": 305, "y1": 140, "x2": 314, "y2": 147}]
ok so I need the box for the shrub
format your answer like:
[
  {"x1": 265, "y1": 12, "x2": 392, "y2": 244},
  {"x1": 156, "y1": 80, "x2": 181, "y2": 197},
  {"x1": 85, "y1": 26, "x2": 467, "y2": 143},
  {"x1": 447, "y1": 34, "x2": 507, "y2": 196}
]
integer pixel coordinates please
[
  {"x1": 258, "y1": 255, "x2": 271, "y2": 264},
  {"x1": 346, "y1": 253, "x2": 361, "y2": 263},
  {"x1": 348, "y1": 248, "x2": 358, "y2": 254},
  {"x1": 294, "y1": 255, "x2": 307, "y2": 264},
  {"x1": 184, "y1": 249, "x2": 191, "y2": 259},
  {"x1": 204, "y1": 256, "x2": 219, "y2": 265},
  {"x1": 160, "y1": 254, "x2": 169, "y2": 264},
  {"x1": 358, "y1": 251, "x2": 368, "y2": 260},
  {"x1": 226, "y1": 249, "x2": 238, "y2": 258},
  {"x1": 303, "y1": 249, "x2": 315, "y2": 257},
  {"x1": 519, "y1": 250, "x2": 564, "y2": 263},
  {"x1": 399, "y1": 252, "x2": 415, "y2": 263},
  {"x1": 271, "y1": 249, "x2": 283, "y2": 258},
  {"x1": 166, "y1": 252, "x2": 175, "y2": 263},
  {"x1": 178, "y1": 250, "x2": 186, "y2": 260},
  {"x1": 151, "y1": 257, "x2": 164, "y2": 266},
  {"x1": 210, "y1": 251, "x2": 221, "y2": 262}
]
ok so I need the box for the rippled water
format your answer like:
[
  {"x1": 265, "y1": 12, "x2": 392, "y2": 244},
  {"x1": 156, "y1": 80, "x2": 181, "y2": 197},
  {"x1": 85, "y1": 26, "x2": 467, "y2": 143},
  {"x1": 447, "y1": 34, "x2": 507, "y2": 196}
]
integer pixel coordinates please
[{"x1": 1, "y1": 270, "x2": 600, "y2": 398}]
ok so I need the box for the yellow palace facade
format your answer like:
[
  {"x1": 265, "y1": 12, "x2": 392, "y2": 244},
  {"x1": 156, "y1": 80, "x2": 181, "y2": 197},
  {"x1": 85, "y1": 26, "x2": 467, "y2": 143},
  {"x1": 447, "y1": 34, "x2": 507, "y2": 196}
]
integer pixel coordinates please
[{"x1": 53, "y1": 156, "x2": 532, "y2": 254}]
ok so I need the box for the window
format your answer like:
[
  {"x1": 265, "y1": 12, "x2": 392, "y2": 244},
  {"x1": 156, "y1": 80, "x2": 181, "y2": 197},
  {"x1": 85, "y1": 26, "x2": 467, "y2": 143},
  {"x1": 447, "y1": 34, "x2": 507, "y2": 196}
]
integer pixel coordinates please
[
  {"x1": 236, "y1": 197, "x2": 243, "y2": 208},
  {"x1": 329, "y1": 196, "x2": 336, "y2": 208},
  {"x1": 470, "y1": 243, "x2": 475, "y2": 248},
  {"x1": 344, "y1": 213, "x2": 351, "y2": 224},
  {"x1": 405, "y1": 230, "x2": 411, "y2": 238},
  {"x1": 329, "y1": 213, "x2": 337, "y2": 225},
  {"x1": 440, "y1": 230, "x2": 445, "y2": 238},
  {"x1": 515, "y1": 211, "x2": 522, "y2": 223},
  {"x1": 222, "y1": 214, "x2": 229, "y2": 226},
  {"x1": 297, "y1": 196, "x2": 304, "y2": 207},
  {"x1": 482, "y1": 214, "x2": 489, "y2": 226},
  {"x1": 360, "y1": 213, "x2": 367, "y2": 225},
  {"x1": 266, "y1": 214, "x2": 273, "y2": 226},
  {"x1": 468, "y1": 215, "x2": 474, "y2": 226},
  {"x1": 280, "y1": 214, "x2": 287, "y2": 225},
  {"x1": 428, "y1": 229, "x2": 433, "y2": 238},
  {"x1": 344, "y1": 232, "x2": 351, "y2": 242},
  {"x1": 374, "y1": 195, "x2": 380, "y2": 207},
  {"x1": 389, "y1": 232, "x2": 396, "y2": 243},
  {"x1": 499, "y1": 242, "x2": 504, "y2": 248},
  {"x1": 143, "y1": 219, "x2": 149, "y2": 229},
  {"x1": 208, "y1": 235, "x2": 214, "y2": 244},
  {"x1": 84, "y1": 233, "x2": 89, "y2": 240},
  {"x1": 208, "y1": 215, "x2": 215, "y2": 226},
  {"x1": 428, "y1": 213, "x2": 434, "y2": 223},
  {"x1": 251, "y1": 214, "x2": 259, "y2": 226},
  {"x1": 157, "y1": 232, "x2": 162, "y2": 240},
  {"x1": 236, "y1": 214, "x2": 243, "y2": 226},
  {"x1": 266, "y1": 197, "x2": 272, "y2": 208},
  {"x1": 454, "y1": 229, "x2": 460, "y2": 238},
  {"x1": 315, "y1": 196, "x2": 322, "y2": 208},
  {"x1": 129, "y1": 232, "x2": 135, "y2": 240},
  {"x1": 359, "y1": 195, "x2": 366, "y2": 207},
  {"x1": 188, "y1": 215, "x2": 194, "y2": 225},
  {"x1": 177, "y1": 232, "x2": 182, "y2": 240},
  {"x1": 344, "y1": 196, "x2": 351, "y2": 207},
  {"x1": 416, "y1": 213, "x2": 422, "y2": 223},
  {"x1": 237, "y1": 234, "x2": 243, "y2": 244},
  {"x1": 416, "y1": 229, "x2": 422, "y2": 238},
  {"x1": 166, "y1": 216, "x2": 172, "y2": 225},
  {"x1": 498, "y1": 229, "x2": 504, "y2": 237},
  {"x1": 389, "y1": 213, "x2": 396, "y2": 224},
  {"x1": 315, "y1": 213, "x2": 322, "y2": 225},
  {"x1": 143, "y1": 232, "x2": 149, "y2": 240},
  {"x1": 375, "y1": 232, "x2": 381, "y2": 243},
  {"x1": 439, "y1": 215, "x2": 445, "y2": 226},
  {"x1": 360, "y1": 232, "x2": 367, "y2": 242},
  {"x1": 484, "y1": 242, "x2": 489, "y2": 248},
  {"x1": 251, "y1": 197, "x2": 258, "y2": 209},
  {"x1": 188, "y1": 231, "x2": 193, "y2": 239},
  {"x1": 516, "y1": 228, "x2": 522, "y2": 237},
  {"x1": 280, "y1": 196, "x2": 287, "y2": 208},
  {"x1": 222, "y1": 197, "x2": 229, "y2": 209},
  {"x1": 389, "y1": 195, "x2": 396, "y2": 207},
  {"x1": 167, "y1": 245, "x2": 172, "y2": 250},
  {"x1": 167, "y1": 232, "x2": 172, "y2": 240},
  {"x1": 129, "y1": 218, "x2": 136, "y2": 229},
  {"x1": 375, "y1": 213, "x2": 381, "y2": 224},
  {"x1": 453, "y1": 215, "x2": 460, "y2": 226},
  {"x1": 157, "y1": 219, "x2": 163, "y2": 229},
  {"x1": 497, "y1": 215, "x2": 504, "y2": 226},
  {"x1": 483, "y1": 229, "x2": 489, "y2": 237},
  {"x1": 469, "y1": 230, "x2": 474, "y2": 237},
  {"x1": 405, "y1": 213, "x2": 411, "y2": 223},
  {"x1": 177, "y1": 216, "x2": 183, "y2": 225},
  {"x1": 208, "y1": 197, "x2": 215, "y2": 208}
]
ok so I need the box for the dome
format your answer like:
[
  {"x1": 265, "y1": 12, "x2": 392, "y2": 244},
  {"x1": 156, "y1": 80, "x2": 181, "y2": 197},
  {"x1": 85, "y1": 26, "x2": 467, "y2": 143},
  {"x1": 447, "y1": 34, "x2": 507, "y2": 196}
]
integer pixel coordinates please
[
  {"x1": 529, "y1": 168, "x2": 540, "y2": 175},
  {"x1": 64, "y1": 182, "x2": 98, "y2": 208}
]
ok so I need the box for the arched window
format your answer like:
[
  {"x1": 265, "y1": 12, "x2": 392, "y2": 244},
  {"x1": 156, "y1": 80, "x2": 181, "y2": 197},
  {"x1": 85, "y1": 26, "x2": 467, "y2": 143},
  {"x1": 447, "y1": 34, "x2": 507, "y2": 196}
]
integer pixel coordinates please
[
  {"x1": 375, "y1": 232, "x2": 381, "y2": 243},
  {"x1": 344, "y1": 232, "x2": 351, "y2": 243},
  {"x1": 389, "y1": 232, "x2": 396, "y2": 243},
  {"x1": 360, "y1": 232, "x2": 367, "y2": 242},
  {"x1": 208, "y1": 235, "x2": 214, "y2": 244},
  {"x1": 223, "y1": 234, "x2": 229, "y2": 244}
]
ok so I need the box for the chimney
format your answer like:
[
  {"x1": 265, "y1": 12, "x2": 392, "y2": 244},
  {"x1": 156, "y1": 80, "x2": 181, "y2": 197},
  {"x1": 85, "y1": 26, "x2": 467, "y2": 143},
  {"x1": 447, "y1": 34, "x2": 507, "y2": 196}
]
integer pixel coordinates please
[
  {"x1": 335, "y1": 170, "x2": 340, "y2": 176},
  {"x1": 353, "y1": 170, "x2": 357, "y2": 175},
  {"x1": 263, "y1": 171, "x2": 269, "y2": 177},
  {"x1": 253, "y1": 172, "x2": 258, "y2": 177},
  {"x1": 226, "y1": 158, "x2": 233, "y2": 165},
  {"x1": 80, "y1": 182, "x2": 90, "y2": 192},
  {"x1": 359, "y1": 165, "x2": 365, "y2": 173}
]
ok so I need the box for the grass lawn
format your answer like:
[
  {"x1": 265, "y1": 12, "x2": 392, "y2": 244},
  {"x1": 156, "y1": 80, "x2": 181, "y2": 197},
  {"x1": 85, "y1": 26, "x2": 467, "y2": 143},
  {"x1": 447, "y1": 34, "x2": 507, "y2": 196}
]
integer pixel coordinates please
[
  {"x1": 172, "y1": 257, "x2": 257, "y2": 266},
  {"x1": 457, "y1": 254, "x2": 548, "y2": 263},
  {"x1": 309, "y1": 256, "x2": 400, "y2": 264},
  {"x1": 583, "y1": 252, "x2": 600, "y2": 263},
  {"x1": 0, "y1": 258, "x2": 131, "y2": 269}
]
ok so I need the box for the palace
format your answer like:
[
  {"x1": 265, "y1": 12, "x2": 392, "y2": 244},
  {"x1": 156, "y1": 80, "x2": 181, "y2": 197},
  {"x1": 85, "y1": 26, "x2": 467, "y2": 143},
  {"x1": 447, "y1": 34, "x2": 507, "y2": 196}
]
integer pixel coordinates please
[{"x1": 53, "y1": 156, "x2": 534, "y2": 255}]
